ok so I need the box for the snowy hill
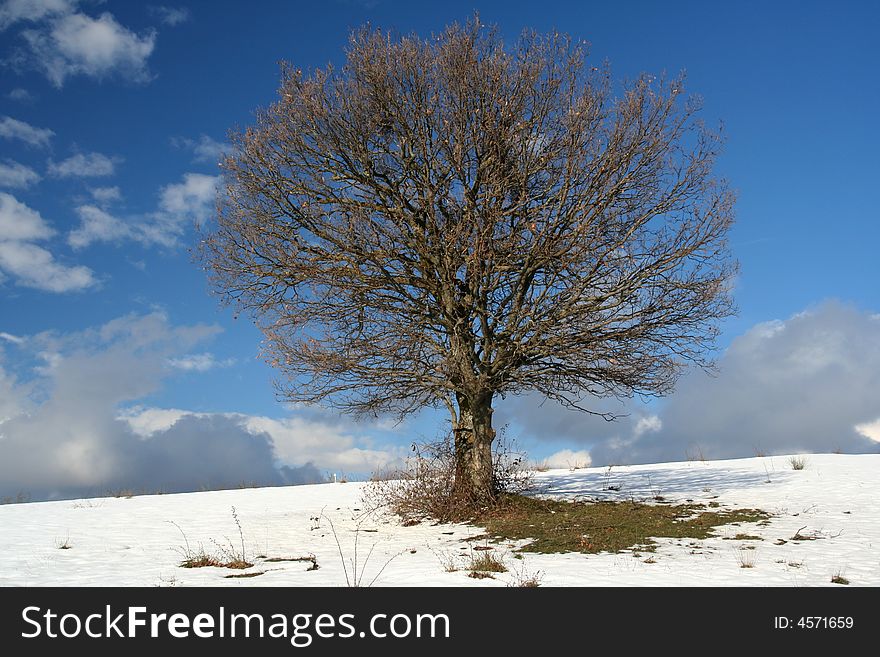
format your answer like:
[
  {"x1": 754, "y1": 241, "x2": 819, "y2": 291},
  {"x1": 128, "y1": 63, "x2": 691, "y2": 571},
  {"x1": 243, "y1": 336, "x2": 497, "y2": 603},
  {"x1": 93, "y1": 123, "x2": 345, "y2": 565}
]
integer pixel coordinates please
[{"x1": 1, "y1": 454, "x2": 877, "y2": 587}]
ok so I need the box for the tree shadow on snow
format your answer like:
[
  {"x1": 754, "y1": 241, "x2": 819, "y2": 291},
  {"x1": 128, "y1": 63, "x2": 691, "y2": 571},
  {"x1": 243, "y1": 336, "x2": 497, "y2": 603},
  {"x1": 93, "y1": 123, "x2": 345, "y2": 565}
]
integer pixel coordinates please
[{"x1": 535, "y1": 464, "x2": 793, "y2": 501}]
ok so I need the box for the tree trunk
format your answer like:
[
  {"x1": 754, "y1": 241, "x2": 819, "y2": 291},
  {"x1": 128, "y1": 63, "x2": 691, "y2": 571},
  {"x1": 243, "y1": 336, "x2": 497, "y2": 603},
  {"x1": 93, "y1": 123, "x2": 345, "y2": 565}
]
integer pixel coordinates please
[{"x1": 452, "y1": 391, "x2": 496, "y2": 507}]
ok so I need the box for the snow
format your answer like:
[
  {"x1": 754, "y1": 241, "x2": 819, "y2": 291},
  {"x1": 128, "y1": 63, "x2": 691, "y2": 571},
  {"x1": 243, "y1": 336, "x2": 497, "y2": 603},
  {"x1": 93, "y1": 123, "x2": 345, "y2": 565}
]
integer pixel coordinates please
[{"x1": 1, "y1": 454, "x2": 877, "y2": 587}]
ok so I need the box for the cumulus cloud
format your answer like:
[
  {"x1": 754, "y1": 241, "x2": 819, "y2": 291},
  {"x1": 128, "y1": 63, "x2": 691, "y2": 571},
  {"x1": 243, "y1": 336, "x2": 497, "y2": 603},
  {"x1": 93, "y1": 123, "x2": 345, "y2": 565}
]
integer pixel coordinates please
[
  {"x1": 89, "y1": 185, "x2": 121, "y2": 205},
  {"x1": 120, "y1": 408, "x2": 399, "y2": 479},
  {"x1": 0, "y1": 115, "x2": 54, "y2": 147},
  {"x1": 17, "y1": 10, "x2": 156, "y2": 87},
  {"x1": 0, "y1": 313, "x2": 400, "y2": 500},
  {"x1": 0, "y1": 159, "x2": 40, "y2": 188},
  {"x1": 0, "y1": 191, "x2": 52, "y2": 240},
  {"x1": 540, "y1": 449, "x2": 593, "y2": 470},
  {"x1": 69, "y1": 172, "x2": 217, "y2": 249},
  {"x1": 0, "y1": 191, "x2": 95, "y2": 292},
  {"x1": 0, "y1": 240, "x2": 96, "y2": 292},
  {"x1": 157, "y1": 172, "x2": 217, "y2": 218},
  {"x1": 171, "y1": 134, "x2": 229, "y2": 164},
  {"x1": 136, "y1": 172, "x2": 219, "y2": 246},
  {"x1": 242, "y1": 415, "x2": 400, "y2": 476},
  {"x1": 855, "y1": 419, "x2": 880, "y2": 443},
  {"x1": 68, "y1": 204, "x2": 131, "y2": 248},
  {"x1": 48, "y1": 151, "x2": 119, "y2": 178},
  {"x1": 502, "y1": 302, "x2": 880, "y2": 466}
]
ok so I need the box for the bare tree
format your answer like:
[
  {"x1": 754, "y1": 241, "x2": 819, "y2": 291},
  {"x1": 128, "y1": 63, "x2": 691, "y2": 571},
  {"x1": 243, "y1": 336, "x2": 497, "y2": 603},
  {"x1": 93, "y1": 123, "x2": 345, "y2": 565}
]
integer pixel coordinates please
[{"x1": 200, "y1": 17, "x2": 736, "y2": 506}]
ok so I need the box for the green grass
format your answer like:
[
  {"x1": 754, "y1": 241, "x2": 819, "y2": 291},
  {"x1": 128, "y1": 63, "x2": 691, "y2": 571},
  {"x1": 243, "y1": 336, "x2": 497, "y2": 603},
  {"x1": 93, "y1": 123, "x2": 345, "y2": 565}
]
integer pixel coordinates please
[{"x1": 474, "y1": 494, "x2": 770, "y2": 554}]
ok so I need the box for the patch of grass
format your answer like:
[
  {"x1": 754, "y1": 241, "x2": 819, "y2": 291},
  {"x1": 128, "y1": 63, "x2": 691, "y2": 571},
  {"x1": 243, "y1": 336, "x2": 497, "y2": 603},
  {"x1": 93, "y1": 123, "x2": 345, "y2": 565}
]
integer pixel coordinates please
[
  {"x1": 475, "y1": 494, "x2": 769, "y2": 555},
  {"x1": 724, "y1": 533, "x2": 763, "y2": 541},
  {"x1": 468, "y1": 571, "x2": 495, "y2": 580},
  {"x1": 180, "y1": 552, "x2": 253, "y2": 569},
  {"x1": 224, "y1": 571, "x2": 264, "y2": 579},
  {"x1": 180, "y1": 554, "x2": 222, "y2": 568},
  {"x1": 831, "y1": 571, "x2": 849, "y2": 585},
  {"x1": 468, "y1": 551, "x2": 507, "y2": 574},
  {"x1": 788, "y1": 455, "x2": 808, "y2": 471},
  {"x1": 515, "y1": 577, "x2": 541, "y2": 587}
]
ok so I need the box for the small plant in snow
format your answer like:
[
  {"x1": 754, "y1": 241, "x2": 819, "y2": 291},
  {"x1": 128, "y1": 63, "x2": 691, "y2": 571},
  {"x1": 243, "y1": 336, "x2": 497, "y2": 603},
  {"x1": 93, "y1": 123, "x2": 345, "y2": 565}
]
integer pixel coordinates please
[
  {"x1": 788, "y1": 455, "x2": 808, "y2": 471},
  {"x1": 737, "y1": 549, "x2": 756, "y2": 569},
  {"x1": 169, "y1": 508, "x2": 254, "y2": 570},
  {"x1": 323, "y1": 511, "x2": 401, "y2": 587},
  {"x1": 507, "y1": 560, "x2": 543, "y2": 587}
]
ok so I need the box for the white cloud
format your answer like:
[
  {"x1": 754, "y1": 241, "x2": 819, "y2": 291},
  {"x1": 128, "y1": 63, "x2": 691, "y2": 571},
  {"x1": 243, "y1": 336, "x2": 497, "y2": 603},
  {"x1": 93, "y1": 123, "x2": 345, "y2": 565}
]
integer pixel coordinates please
[
  {"x1": 118, "y1": 408, "x2": 400, "y2": 477},
  {"x1": 68, "y1": 204, "x2": 131, "y2": 248},
  {"x1": 69, "y1": 173, "x2": 218, "y2": 249},
  {"x1": 0, "y1": 312, "x2": 399, "y2": 500},
  {"x1": 0, "y1": 240, "x2": 96, "y2": 292},
  {"x1": 167, "y1": 352, "x2": 235, "y2": 372},
  {"x1": 0, "y1": 115, "x2": 54, "y2": 147},
  {"x1": 117, "y1": 406, "x2": 191, "y2": 436},
  {"x1": 48, "y1": 152, "x2": 118, "y2": 178},
  {"x1": 152, "y1": 6, "x2": 189, "y2": 26},
  {"x1": 633, "y1": 415, "x2": 662, "y2": 437},
  {"x1": 172, "y1": 134, "x2": 228, "y2": 163},
  {"x1": 0, "y1": 192, "x2": 96, "y2": 292},
  {"x1": 0, "y1": 0, "x2": 76, "y2": 30},
  {"x1": 142, "y1": 172, "x2": 218, "y2": 244},
  {"x1": 89, "y1": 185, "x2": 121, "y2": 204},
  {"x1": 0, "y1": 191, "x2": 53, "y2": 240},
  {"x1": 502, "y1": 302, "x2": 880, "y2": 466},
  {"x1": 540, "y1": 449, "x2": 592, "y2": 470},
  {"x1": 0, "y1": 159, "x2": 40, "y2": 188},
  {"x1": 243, "y1": 415, "x2": 400, "y2": 475},
  {"x1": 855, "y1": 419, "x2": 880, "y2": 443},
  {"x1": 19, "y1": 10, "x2": 156, "y2": 87},
  {"x1": 158, "y1": 172, "x2": 217, "y2": 218}
]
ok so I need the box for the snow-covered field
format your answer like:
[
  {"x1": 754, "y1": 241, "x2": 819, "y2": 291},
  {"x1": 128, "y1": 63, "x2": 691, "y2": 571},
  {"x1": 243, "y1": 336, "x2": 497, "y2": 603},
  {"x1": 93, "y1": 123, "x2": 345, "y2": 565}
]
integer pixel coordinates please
[{"x1": 1, "y1": 454, "x2": 876, "y2": 587}]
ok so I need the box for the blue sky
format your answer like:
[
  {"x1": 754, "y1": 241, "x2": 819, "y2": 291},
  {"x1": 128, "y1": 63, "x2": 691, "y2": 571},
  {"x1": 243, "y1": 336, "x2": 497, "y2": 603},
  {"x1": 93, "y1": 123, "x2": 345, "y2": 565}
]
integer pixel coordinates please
[{"x1": 1, "y1": 0, "x2": 878, "y2": 500}]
